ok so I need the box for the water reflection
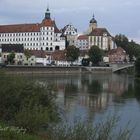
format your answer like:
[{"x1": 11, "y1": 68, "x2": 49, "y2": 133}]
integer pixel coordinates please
[
  {"x1": 36, "y1": 74, "x2": 139, "y2": 115},
  {"x1": 134, "y1": 78, "x2": 140, "y2": 102},
  {"x1": 32, "y1": 74, "x2": 140, "y2": 139}
]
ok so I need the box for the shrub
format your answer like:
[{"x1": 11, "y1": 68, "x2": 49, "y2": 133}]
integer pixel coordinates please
[{"x1": 0, "y1": 74, "x2": 60, "y2": 133}]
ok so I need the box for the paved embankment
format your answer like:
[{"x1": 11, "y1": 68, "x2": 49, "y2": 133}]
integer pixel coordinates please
[{"x1": 0, "y1": 65, "x2": 113, "y2": 74}]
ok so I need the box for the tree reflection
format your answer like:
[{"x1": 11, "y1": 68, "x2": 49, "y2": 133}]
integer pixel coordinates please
[
  {"x1": 88, "y1": 80, "x2": 102, "y2": 94},
  {"x1": 64, "y1": 82, "x2": 78, "y2": 97},
  {"x1": 134, "y1": 78, "x2": 140, "y2": 102}
]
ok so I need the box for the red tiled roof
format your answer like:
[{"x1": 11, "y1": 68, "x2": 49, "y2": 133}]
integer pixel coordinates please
[
  {"x1": 53, "y1": 21, "x2": 61, "y2": 33},
  {"x1": 108, "y1": 47, "x2": 126, "y2": 55},
  {"x1": 0, "y1": 18, "x2": 61, "y2": 33},
  {"x1": 29, "y1": 50, "x2": 67, "y2": 60},
  {"x1": 41, "y1": 18, "x2": 54, "y2": 27},
  {"x1": 52, "y1": 50, "x2": 66, "y2": 61},
  {"x1": 77, "y1": 35, "x2": 88, "y2": 40},
  {"x1": 89, "y1": 28, "x2": 111, "y2": 36},
  {"x1": 0, "y1": 23, "x2": 40, "y2": 33}
]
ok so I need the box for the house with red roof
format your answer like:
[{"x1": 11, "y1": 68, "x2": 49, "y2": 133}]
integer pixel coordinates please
[{"x1": 108, "y1": 47, "x2": 129, "y2": 63}]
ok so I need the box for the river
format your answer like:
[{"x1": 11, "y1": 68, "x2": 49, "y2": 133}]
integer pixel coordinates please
[{"x1": 36, "y1": 73, "x2": 140, "y2": 140}]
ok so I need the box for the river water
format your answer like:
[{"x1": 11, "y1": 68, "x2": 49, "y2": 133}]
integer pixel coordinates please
[{"x1": 36, "y1": 73, "x2": 140, "y2": 140}]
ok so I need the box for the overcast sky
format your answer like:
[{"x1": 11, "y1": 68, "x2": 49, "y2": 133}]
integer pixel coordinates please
[{"x1": 0, "y1": 0, "x2": 140, "y2": 43}]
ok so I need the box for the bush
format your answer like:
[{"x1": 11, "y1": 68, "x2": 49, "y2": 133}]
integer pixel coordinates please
[
  {"x1": 0, "y1": 74, "x2": 60, "y2": 133},
  {"x1": 135, "y1": 56, "x2": 140, "y2": 77}
]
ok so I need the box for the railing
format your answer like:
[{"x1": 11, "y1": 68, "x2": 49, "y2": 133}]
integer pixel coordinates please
[{"x1": 110, "y1": 63, "x2": 134, "y2": 72}]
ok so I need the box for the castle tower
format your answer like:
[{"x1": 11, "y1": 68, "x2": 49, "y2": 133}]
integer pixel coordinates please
[
  {"x1": 45, "y1": 7, "x2": 51, "y2": 19},
  {"x1": 87, "y1": 14, "x2": 97, "y2": 34}
]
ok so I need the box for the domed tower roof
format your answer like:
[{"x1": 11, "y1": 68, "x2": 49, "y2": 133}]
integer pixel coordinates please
[
  {"x1": 45, "y1": 7, "x2": 51, "y2": 19},
  {"x1": 90, "y1": 14, "x2": 97, "y2": 23}
]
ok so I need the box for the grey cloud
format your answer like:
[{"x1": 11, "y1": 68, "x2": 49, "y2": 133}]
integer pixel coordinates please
[{"x1": 0, "y1": 0, "x2": 140, "y2": 43}]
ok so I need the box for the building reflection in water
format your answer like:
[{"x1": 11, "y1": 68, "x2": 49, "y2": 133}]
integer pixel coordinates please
[
  {"x1": 37, "y1": 73, "x2": 135, "y2": 121},
  {"x1": 39, "y1": 74, "x2": 133, "y2": 120}
]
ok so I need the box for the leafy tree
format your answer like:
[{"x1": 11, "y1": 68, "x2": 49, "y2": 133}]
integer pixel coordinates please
[
  {"x1": 115, "y1": 34, "x2": 140, "y2": 61},
  {"x1": 7, "y1": 51, "x2": 15, "y2": 64},
  {"x1": 24, "y1": 49, "x2": 31, "y2": 60},
  {"x1": 135, "y1": 56, "x2": 140, "y2": 77},
  {"x1": 88, "y1": 45, "x2": 102, "y2": 65},
  {"x1": 115, "y1": 34, "x2": 129, "y2": 47},
  {"x1": 66, "y1": 45, "x2": 80, "y2": 63}
]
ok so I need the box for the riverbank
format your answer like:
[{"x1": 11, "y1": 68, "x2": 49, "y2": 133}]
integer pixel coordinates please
[{"x1": 0, "y1": 65, "x2": 112, "y2": 74}]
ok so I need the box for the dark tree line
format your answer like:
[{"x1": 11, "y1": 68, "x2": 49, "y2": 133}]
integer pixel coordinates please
[{"x1": 115, "y1": 34, "x2": 140, "y2": 61}]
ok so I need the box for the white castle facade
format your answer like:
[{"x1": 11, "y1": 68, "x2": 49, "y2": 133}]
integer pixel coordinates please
[{"x1": 0, "y1": 8, "x2": 65, "y2": 51}]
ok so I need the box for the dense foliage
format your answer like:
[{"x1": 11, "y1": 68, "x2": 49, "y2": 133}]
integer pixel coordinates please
[
  {"x1": 115, "y1": 34, "x2": 140, "y2": 61},
  {"x1": 7, "y1": 51, "x2": 15, "y2": 64},
  {"x1": 135, "y1": 56, "x2": 140, "y2": 77},
  {"x1": 88, "y1": 45, "x2": 102, "y2": 65},
  {"x1": 24, "y1": 49, "x2": 32, "y2": 60},
  {"x1": 66, "y1": 45, "x2": 80, "y2": 62},
  {"x1": 0, "y1": 73, "x2": 60, "y2": 133}
]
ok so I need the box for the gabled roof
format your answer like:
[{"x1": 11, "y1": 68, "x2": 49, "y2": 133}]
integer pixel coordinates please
[
  {"x1": 88, "y1": 28, "x2": 111, "y2": 36},
  {"x1": 52, "y1": 50, "x2": 66, "y2": 61},
  {"x1": 108, "y1": 47, "x2": 126, "y2": 55},
  {"x1": 77, "y1": 35, "x2": 88, "y2": 40},
  {"x1": 0, "y1": 19, "x2": 61, "y2": 34},
  {"x1": 0, "y1": 23, "x2": 40, "y2": 33},
  {"x1": 53, "y1": 21, "x2": 61, "y2": 33},
  {"x1": 29, "y1": 50, "x2": 46, "y2": 58},
  {"x1": 61, "y1": 24, "x2": 77, "y2": 33}
]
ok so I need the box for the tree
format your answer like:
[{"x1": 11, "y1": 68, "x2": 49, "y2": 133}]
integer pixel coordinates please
[
  {"x1": 24, "y1": 49, "x2": 31, "y2": 60},
  {"x1": 7, "y1": 51, "x2": 15, "y2": 64},
  {"x1": 115, "y1": 34, "x2": 129, "y2": 48},
  {"x1": 135, "y1": 57, "x2": 140, "y2": 77},
  {"x1": 115, "y1": 34, "x2": 140, "y2": 61},
  {"x1": 66, "y1": 45, "x2": 80, "y2": 63},
  {"x1": 88, "y1": 45, "x2": 102, "y2": 65}
]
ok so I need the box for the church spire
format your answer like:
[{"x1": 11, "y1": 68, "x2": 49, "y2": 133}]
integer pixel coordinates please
[
  {"x1": 90, "y1": 13, "x2": 97, "y2": 23},
  {"x1": 45, "y1": 6, "x2": 51, "y2": 19}
]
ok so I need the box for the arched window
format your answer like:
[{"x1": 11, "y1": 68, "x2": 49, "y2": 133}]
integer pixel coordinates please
[
  {"x1": 50, "y1": 47, "x2": 53, "y2": 51},
  {"x1": 55, "y1": 46, "x2": 60, "y2": 50}
]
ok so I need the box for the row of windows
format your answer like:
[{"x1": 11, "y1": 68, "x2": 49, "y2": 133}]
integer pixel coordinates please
[
  {"x1": 27, "y1": 47, "x2": 54, "y2": 51},
  {"x1": 41, "y1": 27, "x2": 54, "y2": 31},
  {"x1": 78, "y1": 40, "x2": 88, "y2": 42},
  {"x1": 0, "y1": 32, "x2": 40, "y2": 37},
  {"x1": 0, "y1": 31, "x2": 55, "y2": 37},
  {"x1": 0, "y1": 37, "x2": 54, "y2": 42},
  {"x1": 78, "y1": 43, "x2": 88, "y2": 45},
  {"x1": 65, "y1": 31, "x2": 76, "y2": 35},
  {"x1": 24, "y1": 42, "x2": 53, "y2": 46},
  {"x1": 41, "y1": 32, "x2": 53, "y2": 35}
]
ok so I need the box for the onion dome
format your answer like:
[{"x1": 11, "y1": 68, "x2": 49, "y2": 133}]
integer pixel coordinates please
[{"x1": 90, "y1": 14, "x2": 97, "y2": 23}]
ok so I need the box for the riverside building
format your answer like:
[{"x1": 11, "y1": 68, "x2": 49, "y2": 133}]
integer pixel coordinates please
[
  {"x1": 88, "y1": 14, "x2": 117, "y2": 50},
  {"x1": 0, "y1": 8, "x2": 65, "y2": 51}
]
